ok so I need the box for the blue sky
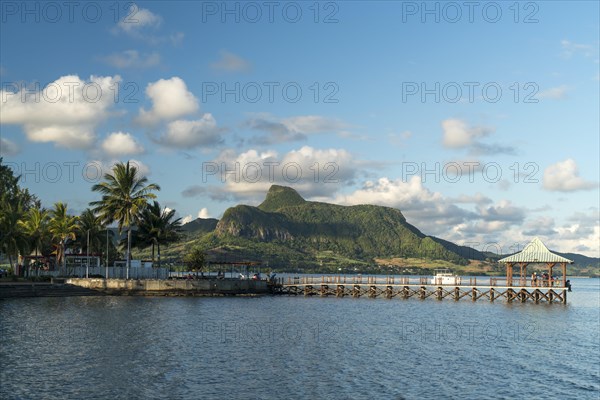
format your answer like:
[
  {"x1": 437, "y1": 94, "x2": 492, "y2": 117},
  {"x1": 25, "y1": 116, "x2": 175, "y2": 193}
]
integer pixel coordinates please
[{"x1": 1, "y1": 1, "x2": 598, "y2": 257}]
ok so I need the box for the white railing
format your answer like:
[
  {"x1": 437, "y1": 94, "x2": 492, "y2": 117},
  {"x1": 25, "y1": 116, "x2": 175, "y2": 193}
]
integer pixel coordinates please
[{"x1": 37, "y1": 266, "x2": 169, "y2": 279}]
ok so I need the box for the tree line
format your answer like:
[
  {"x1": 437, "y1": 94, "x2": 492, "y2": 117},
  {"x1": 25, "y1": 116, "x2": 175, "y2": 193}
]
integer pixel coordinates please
[{"x1": 0, "y1": 159, "x2": 182, "y2": 278}]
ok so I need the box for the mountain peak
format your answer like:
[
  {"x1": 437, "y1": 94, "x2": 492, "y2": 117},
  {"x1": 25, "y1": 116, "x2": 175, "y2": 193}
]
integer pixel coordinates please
[{"x1": 258, "y1": 185, "x2": 306, "y2": 211}]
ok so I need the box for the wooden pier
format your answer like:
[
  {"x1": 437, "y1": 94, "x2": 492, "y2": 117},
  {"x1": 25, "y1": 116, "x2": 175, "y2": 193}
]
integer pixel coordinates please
[{"x1": 271, "y1": 275, "x2": 568, "y2": 304}]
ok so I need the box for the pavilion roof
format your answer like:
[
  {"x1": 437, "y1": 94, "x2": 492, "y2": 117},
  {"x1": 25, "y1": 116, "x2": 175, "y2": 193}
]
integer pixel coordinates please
[{"x1": 498, "y1": 237, "x2": 573, "y2": 264}]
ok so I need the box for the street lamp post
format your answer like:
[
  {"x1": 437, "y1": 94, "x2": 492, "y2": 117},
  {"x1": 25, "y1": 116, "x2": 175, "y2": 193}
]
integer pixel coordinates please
[
  {"x1": 105, "y1": 228, "x2": 109, "y2": 280},
  {"x1": 86, "y1": 229, "x2": 90, "y2": 279}
]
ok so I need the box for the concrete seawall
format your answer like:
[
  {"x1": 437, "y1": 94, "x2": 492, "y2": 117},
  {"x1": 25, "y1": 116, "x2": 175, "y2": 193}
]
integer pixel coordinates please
[{"x1": 66, "y1": 278, "x2": 270, "y2": 296}]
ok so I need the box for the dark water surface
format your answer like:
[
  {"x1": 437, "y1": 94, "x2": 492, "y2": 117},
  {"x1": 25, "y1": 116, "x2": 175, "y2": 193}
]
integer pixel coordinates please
[{"x1": 1, "y1": 278, "x2": 598, "y2": 399}]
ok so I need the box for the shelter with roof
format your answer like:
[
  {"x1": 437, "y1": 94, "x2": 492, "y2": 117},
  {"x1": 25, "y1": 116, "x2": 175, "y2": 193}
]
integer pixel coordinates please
[{"x1": 498, "y1": 237, "x2": 573, "y2": 287}]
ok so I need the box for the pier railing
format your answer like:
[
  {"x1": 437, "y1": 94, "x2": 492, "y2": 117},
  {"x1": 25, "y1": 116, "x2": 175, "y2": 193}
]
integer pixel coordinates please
[
  {"x1": 273, "y1": 274, "x2": 569, "y2": 303},
  {"x1": 280, "y1": 275, "x2": 567, "y2": 288}
]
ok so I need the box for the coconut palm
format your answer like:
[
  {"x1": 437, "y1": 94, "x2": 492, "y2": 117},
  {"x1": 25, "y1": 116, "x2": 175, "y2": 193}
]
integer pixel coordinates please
[
  {"x1": 76, "y1": 208, "x2": 107, "y2": 255},
  {"x1": 131, "y1": 201, "x2": 181, "y2": 268},
  {"x1": 0, "y1": 197, "x2": 28, "y2": 273},
  {"x1": 48, "y1": 202, "x2": 79, "y2": 276},
  {"x1": 90, "y1": 161, "x2": 160, "y2": 279},
  {"x1": 0, "y1": 160, "x2": 38, "y2": 273},
  {"x1": 18, "y1": 207, "x2": 50, "y2": 276}
]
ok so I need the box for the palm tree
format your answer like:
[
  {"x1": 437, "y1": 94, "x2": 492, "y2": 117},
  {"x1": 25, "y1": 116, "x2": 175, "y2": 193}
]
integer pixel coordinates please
[
  {"x1": 132, "y1": 201, "x2": 181, "y2": 269},
  {"x1": 90, "y1": 161, "x2": 160, "y2": 279},
  {"x1": 77, "y1": 208, "x2": 108, "y2": 275},
  {"x1": 18, "y1": 207, "x2": 50, "y2": 276},
  {"x1": 0, "y1": 197, "x2": 28, "y2": 273},
  {"x1": 48, "y1": 202, "x2": 79, "y2": 276},
  {"x1": 77, "y1": 208, "x2": 107, "y2": 255},
  {"x1": 0, "y1": 161, "x2": 38, "y2": 274}
]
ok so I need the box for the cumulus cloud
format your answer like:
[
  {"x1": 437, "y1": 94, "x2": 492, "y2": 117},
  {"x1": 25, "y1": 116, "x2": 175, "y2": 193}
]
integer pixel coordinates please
[
  {"x1": 112, "y1": 5, "x2": 184, "y2": 46},
  {"x1": 450, "y1": 193, "x2": 493, "y2": 205},
  {"x1": 543, "y1": 158, "x2": 597, "y2": 191},
  {"x1": 0, "y1": 138, "x2": 20, "y2": 156},
  {"x1": 101, "y1": 132, "x2": 145, "y2": 157},
  {"x1": 477, "y1": 200, "x2": 526, "y2": 223},
  {"x1": 137, "y1": 77, "x2": 199, "y2": 125},
  {"x1": 442, "y1": 119, "x2": 492, "y2": 148},
  {"x1": 522, "y1": 217, "x2": 558, "y2": 237},
  {"x1": 181, "y1": 208, "x2": 211, "y2": 224},
  {"x1": 115, "y1": 5, "x2": 162, "y2": 35},
  {"x1": 552, "y1": 209, "x2": 600, "y2": 257},
  {"x1": 198, "y1": 207, "x2": 211, "y2": 218},
  {"x1": 155, "y1": 114, "x2": 224, "y2": 149},
  {"x1": 182, "y1": 146, "x2": 363, "y2": 202},
  {"x1": 246, "y1": 114, "x2": 348, "y2": 145},
  {"x1": 211, "y1": 50, "x2": 251, "y2": 72},
  {"x1": 0, "y1": 75, "x2": 120, "y2": 149},
  {"x1": 102, "y1": 50, "x2": 160, "y2": 69},
  {"x1": 441, "y1": 119, "x2": 515, "y2": 155}
]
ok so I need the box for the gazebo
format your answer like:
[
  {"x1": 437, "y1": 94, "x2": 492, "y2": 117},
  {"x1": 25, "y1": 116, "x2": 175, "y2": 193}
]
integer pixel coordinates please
[{"x1": 498, "y1": 237, "x2": 573, "y2": 287}]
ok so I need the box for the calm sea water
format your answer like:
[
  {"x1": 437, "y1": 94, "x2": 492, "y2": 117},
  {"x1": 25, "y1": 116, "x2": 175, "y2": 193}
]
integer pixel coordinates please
[{"x1": 1, "y1": 278, "x2": 598, "y2": 399}]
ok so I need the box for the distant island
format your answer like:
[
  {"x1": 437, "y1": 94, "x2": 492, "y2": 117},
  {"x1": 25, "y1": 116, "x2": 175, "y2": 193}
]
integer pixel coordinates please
[{"x1": 135, "y1": 185, "x2": 600, "y2": 277}]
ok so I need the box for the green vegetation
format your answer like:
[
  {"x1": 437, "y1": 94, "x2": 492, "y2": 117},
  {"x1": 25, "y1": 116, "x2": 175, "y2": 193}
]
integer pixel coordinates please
[
  {"x1": 91, "y1": 161, "x2": 160, "y2": 276},
  {"x1": 208, "y1": 186, "x2": 470, "y2": 269},
  {"x1": 183, "y1": 247, "x2": 205, "y2": 276},
  {"x1": 2, "y1": 160, "x2": 598, "y2": 278},
  {"x1": 0, "y1": 159, "x2": 179, "y2": 278},
  {"x1": 127, "y1": 200, "x2": 182, "y2": 268}
]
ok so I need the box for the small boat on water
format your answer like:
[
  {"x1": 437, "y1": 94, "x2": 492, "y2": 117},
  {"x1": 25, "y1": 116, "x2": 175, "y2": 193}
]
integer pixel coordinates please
[{"x1": 430, "y1": 268, "x2": 461, "y2": 285}]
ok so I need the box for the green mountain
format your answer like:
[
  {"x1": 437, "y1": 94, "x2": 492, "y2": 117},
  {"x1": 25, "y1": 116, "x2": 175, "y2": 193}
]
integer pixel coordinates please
[
  {"x1": 180, "y1": 218, "x2": 219, "y2": 235},
  {"x1": 191, "y1": 185, "x2": 483, "y2": 270}
]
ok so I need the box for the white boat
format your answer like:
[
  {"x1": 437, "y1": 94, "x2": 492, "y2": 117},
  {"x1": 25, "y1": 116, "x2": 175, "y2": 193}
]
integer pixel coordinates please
[{"x1": 430, "y1": 269, "x2": 461, "y2": 285}]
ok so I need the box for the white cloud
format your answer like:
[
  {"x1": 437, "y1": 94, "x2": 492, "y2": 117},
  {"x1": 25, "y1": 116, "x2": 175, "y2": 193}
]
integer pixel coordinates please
[
  {"x1": 543, "y1": 158, "x2": 597, "y2": 192},
  {"x1": 137, "y1": 77, "x2": 199, "y2": 125},
  {"x1": 211, "y1": 50, "x2": 251, "y2": 72},
  {"x1": 441, "y1": 119, "x2": 515, "y2": 155},
  {"x1": 538, "y1": 85, "x2": 569, "y2": 100},
  {"x1": 198, "y1": 208, "x2": 210, "y2": 218},
  {"x1": 282, "y1": 115, "x2": 346, "y2": 133},
  {"x1": 0, "y1": 138, "x2": 20, "y2": 156},
  {"x1": 185, "y1": 146, "x2": 362, "y2": 202},
  {"x1": 84, "y1": 159, "x2": 151, "y2": 182},
  {"x1": 156, "y1": 114, "x2": 223, "y2": 149},
  {"x1": 477, "y1": 200, "x2": 525, "y2": 223},
  {"x1": 102, "y1": 50, "x2": 160, "y2": 69},
  {"x1": 181, "y1": 208, "x2": 211, "y2": 225},
  {"x1": 129, "y1": 159, "x2": 151, "y2": 177},
  {"x1": 101, "y1": 132, "x2": 145, "y2": 157},
  {"x1": 112, "y1": 5, "x2": 183, "y2": 46},
  {"x1": 441, "y1": 119, "x2": 493, "y2": 149},
  {"x1": 246, "y1": 114, "x2": 348, "y2": 144},
  {"x1": 0, "y1": 75, "x2": 120, "y2": 149},
  {"x1": 522, "y1": 217, "x2": 558, "y2": 237},
  {"x1": 450, "y1": 193, "x2": 492, "y2": 205},
  {"x1": 115, "y1": 5, "x2": 162, "y2": 34}
]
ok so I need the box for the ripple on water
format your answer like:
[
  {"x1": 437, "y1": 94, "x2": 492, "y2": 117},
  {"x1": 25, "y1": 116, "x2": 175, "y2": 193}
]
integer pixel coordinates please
[{"x1": 0, "y1": 278, "x2": 599, "y2": 399}]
